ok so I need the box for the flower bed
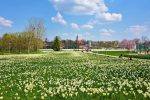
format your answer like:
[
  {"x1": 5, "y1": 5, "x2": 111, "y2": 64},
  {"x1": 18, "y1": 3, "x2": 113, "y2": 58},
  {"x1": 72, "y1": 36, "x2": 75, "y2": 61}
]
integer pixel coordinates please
[{"x1": 0, "y1": 52, "x2": 150, "y2": 99}]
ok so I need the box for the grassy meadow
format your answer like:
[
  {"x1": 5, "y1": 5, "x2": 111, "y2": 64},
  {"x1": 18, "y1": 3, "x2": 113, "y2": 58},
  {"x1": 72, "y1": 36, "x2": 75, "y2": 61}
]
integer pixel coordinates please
[{"x1": 0, "y1": 51, "x2": 150, "y2": 100}]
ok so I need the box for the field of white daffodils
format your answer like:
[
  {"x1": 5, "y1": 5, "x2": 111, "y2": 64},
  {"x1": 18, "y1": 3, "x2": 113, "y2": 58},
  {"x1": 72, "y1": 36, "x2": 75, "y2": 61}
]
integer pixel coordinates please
[{"x1": 0, "y1": 52, "x2": 150, "y2": 100}]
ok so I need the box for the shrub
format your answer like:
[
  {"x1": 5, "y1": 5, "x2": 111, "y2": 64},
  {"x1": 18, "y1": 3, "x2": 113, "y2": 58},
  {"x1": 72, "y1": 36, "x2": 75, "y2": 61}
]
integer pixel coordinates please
[{"x1": 124, "y1": 54, "x2": 150, "y2": 59}]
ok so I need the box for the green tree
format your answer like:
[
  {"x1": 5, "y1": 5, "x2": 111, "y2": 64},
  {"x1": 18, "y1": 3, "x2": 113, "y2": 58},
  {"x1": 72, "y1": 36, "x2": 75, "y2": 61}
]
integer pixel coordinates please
[
  {"x1": 52, "y1": 36, "x2": 61, "y2": 51},
  {"x1": 0, "y1": 37, "x2": 2, "y2": 51},
  {"x1": 2, "y1": 33, "x2": 15, "y2": 52}
]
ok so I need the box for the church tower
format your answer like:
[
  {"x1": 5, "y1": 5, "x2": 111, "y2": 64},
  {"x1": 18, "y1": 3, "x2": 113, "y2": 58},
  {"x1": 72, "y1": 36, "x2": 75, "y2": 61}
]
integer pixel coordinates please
[{"x1": 75, "y1": 34, "x2": 79, "y2": 49}]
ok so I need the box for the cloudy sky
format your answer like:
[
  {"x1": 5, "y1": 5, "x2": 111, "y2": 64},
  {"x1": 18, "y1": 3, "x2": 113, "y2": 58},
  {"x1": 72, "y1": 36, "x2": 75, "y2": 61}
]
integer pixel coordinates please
[{"x1": 0, "y1": 0, "x2": 150, "y2": 41}]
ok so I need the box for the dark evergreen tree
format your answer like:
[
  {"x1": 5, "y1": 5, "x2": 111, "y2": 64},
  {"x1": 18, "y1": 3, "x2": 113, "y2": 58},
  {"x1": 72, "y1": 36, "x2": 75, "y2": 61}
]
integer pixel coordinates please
[{"x1": 52, "y1": 36, "x2": 61, "y2": 51}]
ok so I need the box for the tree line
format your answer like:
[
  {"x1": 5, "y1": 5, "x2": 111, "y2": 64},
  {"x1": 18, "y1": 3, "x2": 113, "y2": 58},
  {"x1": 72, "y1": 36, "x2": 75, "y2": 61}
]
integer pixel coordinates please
[
  {"x1": 0, "y1": 18, "x2": 45, "y2": 53},
  {"x1": 45, "y1": 36, "x2": 150, "y2": 53}
]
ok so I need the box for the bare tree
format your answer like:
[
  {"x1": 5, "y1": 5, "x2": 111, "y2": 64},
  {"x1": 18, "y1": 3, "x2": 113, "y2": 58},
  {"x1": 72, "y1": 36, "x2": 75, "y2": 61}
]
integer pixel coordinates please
[{"x1": 25, "y1": 18, "x2": 46, "y2": 52}]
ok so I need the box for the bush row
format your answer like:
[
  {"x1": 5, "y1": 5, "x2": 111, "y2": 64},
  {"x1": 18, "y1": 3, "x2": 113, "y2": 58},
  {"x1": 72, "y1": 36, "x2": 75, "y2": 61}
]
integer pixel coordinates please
[{"x1": 124, "y1": 54, "x2": 150, "y2": 59}]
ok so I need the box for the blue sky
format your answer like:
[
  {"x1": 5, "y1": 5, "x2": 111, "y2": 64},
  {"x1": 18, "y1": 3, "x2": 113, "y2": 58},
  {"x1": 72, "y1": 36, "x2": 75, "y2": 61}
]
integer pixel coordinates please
[{"x1": 0, "y1": 0, "x2": 150, "y2": 41}]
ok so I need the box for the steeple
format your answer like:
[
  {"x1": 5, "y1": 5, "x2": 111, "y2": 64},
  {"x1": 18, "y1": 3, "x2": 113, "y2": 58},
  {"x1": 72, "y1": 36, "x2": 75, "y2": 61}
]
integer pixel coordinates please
[
  {"x1": 76, "y1": 34, "x2": 79, "y2": 49},
  {"x1": 76, "y1": 34, "x2": 78, "y2": 42}
]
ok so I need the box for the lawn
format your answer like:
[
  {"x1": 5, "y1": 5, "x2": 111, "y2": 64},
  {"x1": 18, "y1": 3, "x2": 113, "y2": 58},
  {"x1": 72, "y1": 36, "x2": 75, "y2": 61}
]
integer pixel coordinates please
[
  {"x1": 93, "y1": 50, "x2": 137, "y2": 56},
  {"x1": 0, "y1": 51, "x2": 150, "y2": 100}
]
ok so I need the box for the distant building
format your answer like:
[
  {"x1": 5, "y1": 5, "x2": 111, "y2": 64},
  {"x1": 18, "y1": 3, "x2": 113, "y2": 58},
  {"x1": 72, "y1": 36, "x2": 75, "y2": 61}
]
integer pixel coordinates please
[
  {"x1": 43, "y1": 38, "x2": 53, "y2": 49},
  {"x1": 43, "y1": 37, "x2": 119, "y2": 50}
]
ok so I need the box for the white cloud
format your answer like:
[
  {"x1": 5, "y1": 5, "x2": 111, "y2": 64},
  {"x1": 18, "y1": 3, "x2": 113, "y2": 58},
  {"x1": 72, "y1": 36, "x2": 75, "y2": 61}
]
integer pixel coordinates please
[
  {"x1": 62, "y1": 33, "x2": 69, "y2": 36},
  {"x1": 51, "y1": 12, "x2": 67, "y2": 25},
  {"x1": 127, "y1": 25, "x2": 148, "y2": 35},
  {"x1": 50, "y1": 0, "x2": 108, "y2": 15},
  {"x1": 71, "y1": 23, "x2": 94, "y2": 30},
  {"x1": 100, "y1": 32, "x2": 112, "y2": 37},
  {"x1": 82, "y1": 24, "x2": 94, "y2": 29},
  {"x1": 100, "y1": 29, "x2": 115, "y2": 37},
  {"x1": 85, "y1": 32, "x2": 92, "y2": 36},
  {"x1": 100, "y1": 29, "x2": 115, "y2": 33},
  {"x1": 0, "y1": 16, "x2": 13, "y2": 27},
  {"x1": 95, "y1": 13, "x2": 122, "y2": 23},
  {"x1": 71, "y1": 23, "x2": 80, "y2": 30},
  {"x1": 50, "y1": 0, "x2": 122, "y2": 25}
]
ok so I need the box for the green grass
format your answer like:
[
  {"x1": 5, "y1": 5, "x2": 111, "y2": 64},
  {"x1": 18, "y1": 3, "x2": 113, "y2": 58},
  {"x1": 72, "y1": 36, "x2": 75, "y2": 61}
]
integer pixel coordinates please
[
  {"x1": 0, "y1": 51, "x2": 150, "y2": 100},
  {"x1": 0, "y1": 50, "x2": 43, "y2": 55},
  {"x1": 93, "y1": 51, "x2": 137, "y2": 56}
]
